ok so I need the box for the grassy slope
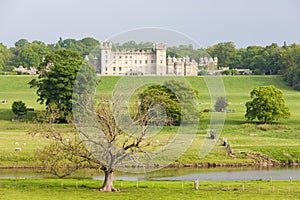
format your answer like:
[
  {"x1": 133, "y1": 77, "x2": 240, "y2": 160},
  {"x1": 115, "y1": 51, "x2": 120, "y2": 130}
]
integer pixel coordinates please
[
  {"x1": 0, "y1": 75, "x2": 300, "y2": 166},
  {"x1": 219, "y1": 76, "x2": 300, "y2": 162}
]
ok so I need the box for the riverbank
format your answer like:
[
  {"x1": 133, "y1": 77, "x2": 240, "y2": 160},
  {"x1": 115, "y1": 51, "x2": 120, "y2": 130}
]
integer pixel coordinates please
[{"x1": 0, "y1": 158, "x2": 299, "y2": 170}]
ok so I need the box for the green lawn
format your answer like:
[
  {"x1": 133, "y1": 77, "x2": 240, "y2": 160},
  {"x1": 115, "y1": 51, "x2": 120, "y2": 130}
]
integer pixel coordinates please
[
  {"x1": 0, "y1": 75, "x2": 300, "y2": 167},
  {"x1": 0, "y1": 179, "x2": 299, "y2": 200}
]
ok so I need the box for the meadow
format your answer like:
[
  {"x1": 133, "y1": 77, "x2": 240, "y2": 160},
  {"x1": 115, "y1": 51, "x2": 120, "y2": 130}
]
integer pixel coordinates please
[
  {"x1": 0, "y1": 75, "x2": 300, "y2": 167},
  {"x1": 0, "y1": 179, "x2": 299, "y2": 200}
]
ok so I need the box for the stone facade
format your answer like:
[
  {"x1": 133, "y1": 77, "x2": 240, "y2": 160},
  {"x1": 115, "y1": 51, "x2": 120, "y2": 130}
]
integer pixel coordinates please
[
  {"x1": 166, "y1": 56, "x2": 198, "y2": 76},
  {"x1": 199, "y1": 56, "x2": 218, "y2": 70},
  {"x1": 14, "y1": 66, "x2": 37, "y2": 75},
  {"x1": 98, "y1": 42, "x2": 201, "y2": 76}
]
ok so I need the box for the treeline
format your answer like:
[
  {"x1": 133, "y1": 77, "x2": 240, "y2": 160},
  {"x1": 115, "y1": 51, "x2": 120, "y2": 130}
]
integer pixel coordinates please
[
  {"x1": 111, "y1": 41, "x2": 300, "y2": 85},
  {"x1": 0, "y1": 37, "x2": 99, "y2": 72},
  {"x1": 0, "y1": 38, "x2": 299, "y2": 90}
]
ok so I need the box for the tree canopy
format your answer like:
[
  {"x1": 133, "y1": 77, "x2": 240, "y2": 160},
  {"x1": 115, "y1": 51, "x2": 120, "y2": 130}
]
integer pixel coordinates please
[
  {"x1": 138, "y1": 80, "x2": 199, "y2": 126},
  {"x1": 207, "y1": 42, "x2": 236, "y2": 68},
  {"x1": 15, "y1": 42, "x2": 50, "y2": 68},
  {"x1": 245, "y1": 85, "x2": 290, "y2": 123},
  {"x1": 0, "y1": 43, "x2": 13, "y2": 71},
  {"x1": 11, "y1": 101, "x2": 27, "y2": 118},
  {"x1": 282, "y1": 44, "x2": 300, "y2": 90},
  {"x1": 56, "y1": 37, "x2": 100, "y2": 57},
  {"x1": 138, "y1": 84, "x2": 180, "y2": 126},
  {"x1": 29, "y1": 49, "x2": 84, "y2": 122},
  {"x1": 14, "y1": 39, "x2": 29, "y2": 48},
  {"x1": 214, "y1": 96, "x2": 228, "y2": 112}
]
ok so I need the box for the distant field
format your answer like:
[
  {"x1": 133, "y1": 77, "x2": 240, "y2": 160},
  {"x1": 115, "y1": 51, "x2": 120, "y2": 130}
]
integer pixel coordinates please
[{"x1": 0, "y1": 75, "x2": 300, "y2": 167}]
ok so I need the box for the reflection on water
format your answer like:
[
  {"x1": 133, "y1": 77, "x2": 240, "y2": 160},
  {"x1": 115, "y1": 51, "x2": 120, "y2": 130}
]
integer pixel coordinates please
[
  {"x1": 0, "y1": 167, "x2": 299, "y2": 181},
  {"x1": 151, "y1": 167, "x2": 300, "y2": 181}
]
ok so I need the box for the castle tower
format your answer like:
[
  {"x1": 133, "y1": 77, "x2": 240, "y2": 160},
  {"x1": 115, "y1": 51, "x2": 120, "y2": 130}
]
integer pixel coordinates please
[
  {"x1": 214, "y1": 57, "x2": 218, "y2": 66},
  {"x1": 100, "y1": 42, "x2": 112, "y2": 74},
  {"x1": 154, "y1": 43, "x2": 167, "y2": 75}
]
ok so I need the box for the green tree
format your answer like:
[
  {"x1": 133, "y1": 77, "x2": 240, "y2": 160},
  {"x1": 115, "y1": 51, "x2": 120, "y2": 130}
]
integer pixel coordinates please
[
  {"x1": 249, "y1": 54, "x2": 268, "y2": 75},
  {"x1": 167, "y1": 44, "x2": 206, "y2": 62},
  {"x1": 79, "y1": 37, "x2": 100, "y2": 56},
  {"x1": 138, "y1": 80, "x2": 199, "y2": 126},
  {"x1": 29, "y1": 49, "x2": 84, "y2": 122},
  {"x1": 280, "y1": 43, "x2": 300, "y2": 70},
  {"x1": 207, "y1": 42, "x2": 236, "y2": 68},
  {"x1": 54, "y1": 37, "x2": 100, "y2": 57},
  {"x1": 264, "y1": 43, "x2": 283, "y2": 75},
  {"x1": 0, "y1": 43, "x2": 13, "y2": 71},
  {"x1": 243, "y1": 46, "x2": 261, "y2": 64},
  {"x1": 214, "y1": 96, "x2": 228, "y2": 112},
  {"x1": 245, "y1": 86, "x2": 290, "y2": 124},
  {"x1": 11, "y1": 101, "x2": 27, "y2": 118},
  {"x1": 16, "y1": 43, "x2": 50, "y2": 68},
  {"x1": 282, "y1": 44, "x2": 300, "y2": 90},
  {"x1": 232, "y1": 48, "x2": 246, "y2": 69},
  {"x1": 14, "y1": 39, "x2": 29, "y2": 48},
  {"x1": 139, "y1": 84, "x2": 180, "y2": 125},
  {"x1": 283, "y1": 66, "x2": 300, "y2": 90}
]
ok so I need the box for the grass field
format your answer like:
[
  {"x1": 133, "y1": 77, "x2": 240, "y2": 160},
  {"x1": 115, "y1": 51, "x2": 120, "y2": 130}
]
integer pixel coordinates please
[
  {"x1": 0, "y1": 75, "x2": 300, "y2": 167},
  {"x1": 0, "y1": 179, "x2": 299, "y2": 200}
]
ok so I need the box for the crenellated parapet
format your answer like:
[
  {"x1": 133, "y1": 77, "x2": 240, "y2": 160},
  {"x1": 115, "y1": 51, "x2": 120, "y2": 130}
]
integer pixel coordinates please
[{"x1": 100, "y1": 42, "x2": 112, "y2": 49}]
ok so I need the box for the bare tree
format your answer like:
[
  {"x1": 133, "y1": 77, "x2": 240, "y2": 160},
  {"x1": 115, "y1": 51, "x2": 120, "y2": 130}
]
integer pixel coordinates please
[
  {"x1": 78, "y1": 97, "x2": 156, "y2": 191},
  {"x1": 31, "y1": 98, "x2": 161, "y2": 192}
]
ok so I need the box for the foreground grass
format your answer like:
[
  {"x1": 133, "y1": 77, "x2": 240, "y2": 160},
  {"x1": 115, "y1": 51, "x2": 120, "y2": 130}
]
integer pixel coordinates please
[{"x1": 0, "y1": 179, "x2": 299, "y2": 200}]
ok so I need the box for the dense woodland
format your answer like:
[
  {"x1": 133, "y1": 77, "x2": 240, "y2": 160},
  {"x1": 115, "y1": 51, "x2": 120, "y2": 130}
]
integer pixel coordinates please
[{"x1": 0, "y1": 38, "x2": 300, "y2": 90}]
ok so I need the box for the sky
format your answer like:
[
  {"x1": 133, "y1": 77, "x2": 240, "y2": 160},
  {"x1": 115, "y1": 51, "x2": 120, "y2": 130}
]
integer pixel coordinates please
[{"x1": 0, "y1": 0, "x2": 299, "y2": 48}]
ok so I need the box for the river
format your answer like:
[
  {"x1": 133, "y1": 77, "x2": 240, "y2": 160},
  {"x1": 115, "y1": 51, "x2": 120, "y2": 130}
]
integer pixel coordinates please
[{"x1": 1, "y1": 167, "x2": 299, "y2": 181}]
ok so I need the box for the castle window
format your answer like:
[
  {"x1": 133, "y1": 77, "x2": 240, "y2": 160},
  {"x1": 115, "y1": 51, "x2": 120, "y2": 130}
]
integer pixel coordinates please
[
  {"x1": 105, "y1": 67, "x2": 107, "y2": 71},
  {"x1": 105, "y1": 60, "x2": 107, "y2": 64},
  {"x1": 113, "y1": 61, "x2": 116, "y2": 64},
  {"x1": 119, "y1": 67, "x2": 122, "y2": 71},
  {"x1": 151, "y1": 60, "x2": 154, "y2": 63},
  {"x1": 130, "y1": 56, "x2": 132, "y2": 59},
  {"x1": 135, "y1": 60, "x2": 137, "y2": 64},
  {"x1": 145, "y1": 60, "x2": 148, "y2": 64},
  {"x1": 119, "y1": 56, "x2": 122, "y2": 59},
  {"x1": 140, "y1": 60, "x2": 142, "y2": 64},
  {"x1": 105, "y1": 51, "x2": 107, "y2": 54},
  {"x1": 113, "y1": 67, "x2": 116, "y2": 71},
  {"x1": 125, "y1": 61, "x2": 127, "y2": 64},
  {"x1": 113, "y1": 56, "x2": 116, "y2": 59},
  {"x1": 160, "y1": 60, "x2": 163, "y2": 64},
  {"x1": 125, "y1": 56, "x2": 127, "y2": 59}
]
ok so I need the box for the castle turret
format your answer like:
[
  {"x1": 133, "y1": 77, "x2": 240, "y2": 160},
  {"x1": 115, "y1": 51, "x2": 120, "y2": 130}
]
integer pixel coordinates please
[
  {"x1": 100, "y1": 42, "x2": 112, "y2": 74},
  {"x1": 214, "y1": 57, "x2": 218, "y2": 65},
  {"x1": 154, "y1": 43, "x2": 167, "y2": 75}
]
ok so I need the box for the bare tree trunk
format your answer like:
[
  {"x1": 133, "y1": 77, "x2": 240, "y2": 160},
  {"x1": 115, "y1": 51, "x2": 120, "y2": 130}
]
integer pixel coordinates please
[{"x1": 99, "y1": 168, "x2": 119, "y2": 192}]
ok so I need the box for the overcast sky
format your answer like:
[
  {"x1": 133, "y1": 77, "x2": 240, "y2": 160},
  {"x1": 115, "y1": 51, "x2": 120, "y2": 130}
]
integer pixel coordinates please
[{"x1": 0, "y1": 0, "x2": 299, "y2": 48}]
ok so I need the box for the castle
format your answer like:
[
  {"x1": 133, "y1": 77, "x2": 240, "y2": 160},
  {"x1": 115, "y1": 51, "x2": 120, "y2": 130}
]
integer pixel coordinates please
[{"x1": 98, "y1": 42, "x2": 217, "y2": 76}]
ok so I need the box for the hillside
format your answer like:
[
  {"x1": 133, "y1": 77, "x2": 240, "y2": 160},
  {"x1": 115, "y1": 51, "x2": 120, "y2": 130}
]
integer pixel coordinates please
[{"x1": 0, "y1": 75, "x2": 299, "y2": 167}]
